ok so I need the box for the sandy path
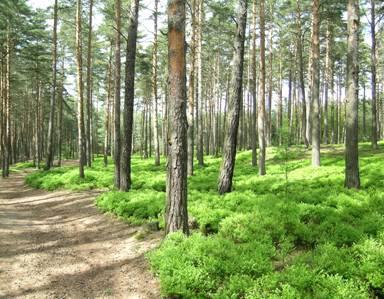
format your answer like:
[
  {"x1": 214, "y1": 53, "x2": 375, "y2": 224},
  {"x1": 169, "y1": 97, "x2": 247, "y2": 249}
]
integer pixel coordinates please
[{"x1": 0, "y1": 171, "x2": 161, "y2": 299}]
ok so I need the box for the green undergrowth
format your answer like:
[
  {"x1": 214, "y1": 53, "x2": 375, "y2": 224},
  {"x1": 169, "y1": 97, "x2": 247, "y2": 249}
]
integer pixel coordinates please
[
  {"x1": 25, "y1": 144, "x2": 384, "y2": 298},
  {"x1": 10, "y1": 161, "x2": 35, "y2": 172}
]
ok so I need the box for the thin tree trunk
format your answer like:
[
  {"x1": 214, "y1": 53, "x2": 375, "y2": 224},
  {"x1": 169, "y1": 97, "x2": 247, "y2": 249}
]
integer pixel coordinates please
[
  {"x1": 35, "y1": 82, "x2": 41, "y2": 169},
  {"x1": 251, "y1": 0, "x2": 257, "y2": 166},
  {"x1": 120, "y1": 0, "x2": 139, "y2": 191},
  {"x1": 370, "y1": 0, "x2": 378, "y2": 149},
  {"x1": 45, "y1": 0, "x2": 58, "y2": 170},
  {"x1": 217, "y1": 0, "x2": 247, "y2": 194},
  {"x1": 258, "y1": 0, "x2": 266, "y2": 176},
  {"x1": 363, "y1": 83, "x2": 366, "y2": 139},
  {"x1": 267, "y1": 27, "x2": 273, "y2": 146},
  {"x1": 188, "y1": 0, "x2": 196, "y2": 174},
  {"x1": 86, "y1": 0, "x2": 93, "y2": 167},
  {"x1": 58, "y1": 57, "x2": 64, "y2": 167},
  {"x1": 278, "y1": 50, "x2": 283, "y2": 144},
  {"x1": 76, "y1": 0, "x2": 86, "y2": 178},
  {"x1": 296, "y1": 0, "x2": 308, "y2": 147},
  {"x1": 104, "y1": 44, "x2": 113, "y2": 167},
  {"x1": 114, "y1": 0, "x2": 122, "y2": 188},
  {"x1": 165, "y1": 0, "x2": 189, "y2": 235},
  {"x1": 152, "y1": 0, "x2": 160, "y2": 167},
  {"x1": 311, "y1": 0, "x2": 321, "y2": 167},
  {"x1": 345, "y1": 0, "x2": 360, "y2": 189},
  {"x1": 323, "y1": 22, "x2": 332, "y2": 145},
  {"x1": 196, "y1": 0, "x2": 204, "y2": 167}
]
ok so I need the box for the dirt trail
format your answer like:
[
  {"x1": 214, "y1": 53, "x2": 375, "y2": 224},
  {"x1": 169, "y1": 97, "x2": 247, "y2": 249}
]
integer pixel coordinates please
[{"x1": 0, "y1": 170, "x2": 161, "y2": 299}]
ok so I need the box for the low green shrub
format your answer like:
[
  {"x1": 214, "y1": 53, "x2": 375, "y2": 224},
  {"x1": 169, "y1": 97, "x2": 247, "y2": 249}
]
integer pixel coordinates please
[
  {"x1": 24, "y1": 145, "x2": 384, "y2": 298},
  {"x1": 96, "y1": 190, "x2": 164, "y2": 224},
  {"x1": 148, "y1": 232, "x2": 274, "y2": 298}
]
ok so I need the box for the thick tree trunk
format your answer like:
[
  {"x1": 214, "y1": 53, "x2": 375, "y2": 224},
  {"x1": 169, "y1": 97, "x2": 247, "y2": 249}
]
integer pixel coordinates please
[
  {"x1": 165, "y1": 0, "x2": 189, "y2": 235},
  {"x1": 258, "y1": 0, "x2": 266, "y2": 176},
  {"x1": 45, "y1": 0, "x2": 58, "y2": 170},
  {"x1": 86, "y1": 0, "x2": 93, "y2": 167},
  {"x1": 217, "y1": 0, "x2": 247, "y2": 194},
  {"x1": 76, "y1": 0, "x2": 86, "y2": 178},
  {"x1": 120, "y1": 0, "x2": 139, "y2": 191},
  {"x1": 114, "y1": 0, "x2": 122, "y2": 188},
  {"x1": 345, "y1": 0, "x2": 360, "y2": 189},
  {"x1": 310, "y1": 0, "x2": 321, "y2": 167}
]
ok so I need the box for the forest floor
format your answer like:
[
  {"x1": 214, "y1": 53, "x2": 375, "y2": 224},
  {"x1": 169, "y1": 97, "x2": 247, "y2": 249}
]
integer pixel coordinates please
[{"x1": 0, "y1": 169, "x2": 161, "y2": 299}]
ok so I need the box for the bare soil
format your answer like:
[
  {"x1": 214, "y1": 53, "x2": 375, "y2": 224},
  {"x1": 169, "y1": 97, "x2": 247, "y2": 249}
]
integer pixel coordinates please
[{"x1": 0, "y1": 170, "x2": 161, "y2": 299}]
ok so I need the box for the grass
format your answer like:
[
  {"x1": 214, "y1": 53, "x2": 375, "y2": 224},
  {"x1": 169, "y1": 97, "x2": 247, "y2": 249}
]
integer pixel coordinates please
[{"x1": 25, "y1": 143, "x2": 384, "y2": 298}]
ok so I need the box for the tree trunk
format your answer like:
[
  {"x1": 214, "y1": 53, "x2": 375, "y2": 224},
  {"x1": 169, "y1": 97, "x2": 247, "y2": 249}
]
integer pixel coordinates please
[
  {"x1": 370, "y1": 0, "x2": 378, "y2": 149},
  {"x1": 345, "y1": 0, "x2": 360, "y2": 189},
  {"x1": 58, "y1": 58, "x2": 64, "y2": 167},
  {"x1": 296, "y1": 0, "x2": 308, "y2": 147},
  {"x1": 187, "y1": 0, "x2": 196, "y2": 174},
  {"x1": 165, "y1": 0, "x2": 189, "y2": 235},
  {"x1": 45, "y1": 0, "x2": 58, "y2": 170},
  {"x1": 217, "y1": 0, "x2": 247, "y2": 194},
  {"x1": 310, "y1": 0, "x2": 321, "y2": 167},
  {"x1": 363, "y1": 83, "x2": 366, "y2": 139},
  {"x1": 76, "y1": 0, "x2": 86, "y2": 178},
  {"x1": 323, "y1": 22, "x2": 332, "y2": 145},
  {"x1": 278, "y1": 51, "x2": 283, "y2": 145},
  {"x1": 35, "y1": 82, "x2": 41, "y2": 169},
  {"x1": 120, "y1": 0, "x2": 139, "y2": 191},
  {"x1": 114, "y1": 0, "x2": 122, "y2": 188},
  {"x1": 86, "y1": 0, "x2": 93, "y2": 167},
  {"x1": 267, "y1": 27, "x2": 273, "y2": 146},
  {"x1": 196, "y1": 0, "x2": 204, "y2": 167},
  {"x1": 104, "y1": 44, "x2": 113, "y2": 167},
  {"x1": 152, "y1": 0, "x2": 160, "y2": 167},
  {"x1": 258, "y1": 0, "x2": 266, "y2": 176},
  {"x1": 251, "y1": 0, "x2": 257, "y2": 167}
]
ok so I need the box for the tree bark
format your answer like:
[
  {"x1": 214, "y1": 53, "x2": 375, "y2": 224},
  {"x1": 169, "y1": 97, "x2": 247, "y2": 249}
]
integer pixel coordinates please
[
  {"x1": 76, "y1": 0, "x2": 86, "y2": 178},
  {"x1": 370, "y1": 0, "x2": 378, "y2": 149},
  {"x1": 345, "y1": 0, "x2": 360, "y2": 189},
  {"x1": 86, "y1": 0, "x2": 93, "y2": 167},
  {"x1": 251, "y1": 0, "x2": 257, "y2": 167},
  {"x1": 188, "y1": 0, "x2": 196, "y2": 174},
  {"x1": 104, "y1": 44, "x2": 113, "y2": 167},
  {"x1": 114, "y1": 0, "x2": 122, "y2": 188},
  {"x1": 120, "y1": 0, "x2": 139, "y2": 191},
  {"x1": 324, "y1": 22, "x2": 332, "y2": 145},
  {"x1": 196, "y1": 0, "x2": 204, "y2": 167},
  {"x1": 153, "y1": 0, "x2": 160, "y2": 167},
  {"x1": 296, "y1": 0, "x2": 308, "y2": 147},
  {"x1": 58, "y1": 57, "x2": 64, "y2": 167},
  {"x1": 310, "y1": 0, "x2": 321, "y2": 167},
  {"x1": 258, "y1": 0, "x2": 266, "y2": 176},
  {"x1": 35, "y1": 82, "x2": 41, "y2": 169},
  {"x1": 217, "y1": 0, "x2": 247, "y2": 194},
  {"x1": 165, "y1": 0, "x2": 189, "y2": 235},
  {"x1": 45, "y1": 0, "x2": 58, "y2": 170}
]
